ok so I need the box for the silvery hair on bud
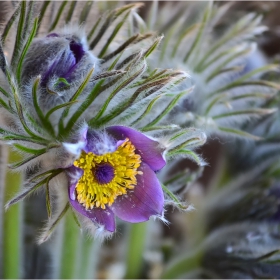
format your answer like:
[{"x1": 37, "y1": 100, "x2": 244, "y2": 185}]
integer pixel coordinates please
[{"x1": 20, "y1": 25, "x2": 100, "y2": 119}]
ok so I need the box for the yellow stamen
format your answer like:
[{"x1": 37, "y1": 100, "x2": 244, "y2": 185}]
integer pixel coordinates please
[{"x1": 73, "y1": 138, "x2": 142, "y2": 209}]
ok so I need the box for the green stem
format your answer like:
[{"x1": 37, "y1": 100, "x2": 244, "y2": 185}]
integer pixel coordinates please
[
  {"x1": 3, "y1": 148, "x2": 23, "y2": 279},
  {"x1": 75, "y1": 235, "x2": 99, "y2": 279},
  {"x1": 59, "y1": 211, "x2": 80, "y2": 279},
  {"x1": 124, "y1": 222, "x2": 148, "y2": 279},
  {"x1": 51, "y1": 220, "x2": 64, "y2": 278},
  {"x1": 0, "y1": 145, "x2": 8, "y2": 278},
  {"x1": 161, "y1": 248, "x2": 203, "y2": 279}
]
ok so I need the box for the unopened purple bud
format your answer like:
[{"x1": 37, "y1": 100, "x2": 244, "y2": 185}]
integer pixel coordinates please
[
  {"x1": 39, "y1": 38, "x2": 85, "y2": 87},
  {"x1": 20, "y1": 27, "x2": 100, "y2": 113},
  {"x1": 21, "y1": 29, "x2": 98, "y2": 88}
]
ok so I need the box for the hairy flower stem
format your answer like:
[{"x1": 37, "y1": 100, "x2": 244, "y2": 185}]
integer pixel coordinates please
[
  {"x1": 3, "y1": 148, "x2": 23, "y2": 278},
  {"x1": 124, "y1": 222, "x2": 148, "y2": 279},
  {"x1": 0, "y1": 145, "x2": 8, "y2": 278},
  {"x1": 59, "y1": 212, "x2": 80, "y2": 278},
  {"x1": 161, "y1": 248, "x2": 203, "y2": 279}
]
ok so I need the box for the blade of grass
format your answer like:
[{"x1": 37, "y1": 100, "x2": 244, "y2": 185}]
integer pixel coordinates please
[
  {"x1": 65, "y1": 1, "x2": 77, "y2": 24},
  {"x1": 16, "y1": 17, "x2": 38, "y2": 85},
  {"x1": 48, "y1": 1, "x2": 68, "y2": 32},
  {"x1": 13, "y1": 143, "x2": 47, "y2": 155},
  {"x1": 59, "y1": 211, "x2": 80, "y2": 279},
  {"x1": 131, "y1": 95, "x2": 162, "y2": 125},
  {"x1": 45, "y1": 180, "x2": 51, "y2": 218},
  {"x1": 92, "y1": 77, "x2": 169, "y2": 126},
  {"x1": 183, "y1": 1, "x2": 212, "y2": 63},
  {"x1": 0, "y1": 85, "x2": 10, "y2": 98},
  {"x1": 79, "y1": 0, "x2": 94, "y2": 25},
  {"x1": 1, "y1": 3, "x2": 21, "y2": 46},
  {"x1": 168, "y1": 137, "x2": 204, "y2": 154},
  {"x1": 28, "y1": 168, "x2": 63, "y2": 183},
  {"x1": 172, "y1": 23, "x2": 200, "y2": 58},
  {"x1": 98, "y1": 11, "x2": 130, "y2": 58},
  {"x1": 59, "y1": 67, "x2": 94, "y2": 134},
  {"x1": 205, "y1": 48, "x2": 252, "y2": 83},
  {"x1": 37, "y1": 1, "x2": 50, "y2": 34},
  {"x1": 142, "y1": 89, "x2": 189, "y2": 130},
  {"x1": 0, "y1": 145, "x2": 8, "y2": 278},
  {"x1": 218, "y1": 126, "x2": 261, "y2": 140},
  {"x1": 62, "y1": 79, "x2": 104, "y2": 135},
  {"x1": 89, "y1": 10, "x2": 116, "y2": 49},
  {"x1": 161, "y1": 183, "x2": 190, "y2": 210},
  {"x1": 124, "y1": 222, "x2": 148, "y2": 279},
  {"x1": 208, "y1": 80, "x2": 280, "y2": 98},
  {"x1": 195, "y1": 13, "x2": 262, "y2": 71},
  {"x1": 101, "y1": 34, "x2": 139, "y2": 62},
  {"x1": 87, "y1": 16, "x2": 102, "y2": 41},
  {"x1": 11, "y1": 1, "x2": 26, "y2": 70},
  {"x1": 31, "y1": 75, "x2": 55, "y2": 136},
  {"x1": 76, "y1": 237, "x2": 99, "y2": 279},
  {"x1": 91, "y1": 64, "x2": 145, "y2": 124},
  {"x1": 22, "y1": 0, "x2": 34, "y2": 41},
  {"x1": 161, "y1": 248, "x2": 203, "y2": 279},
  {"x1": 167, "y1": 149, "x2": 206, "y2": 166},
  {"x1": 90, "y1": 3, "x2": 143, "y2": 50},
  {"x1": 5, "y1": 169, "x2": 63, "y2": 208},
  {"x1": 45, "y1": 100, "x2": 78, "y2": 121},
  {"x1": 39, "y1": 203, "x2": 69, "y2": 244},
  {"x1": 5, "y1": 70, "x2": 45, "y2": 141},
  {"x1": 3, "y1": 148, "x2": 23, "y2": 279},
  {"x1": 0, "y1": 40, "x2": 6, "y2": 74},
  {"x1": 212, "y1": 108, "x2": 276, "y2": 120}
]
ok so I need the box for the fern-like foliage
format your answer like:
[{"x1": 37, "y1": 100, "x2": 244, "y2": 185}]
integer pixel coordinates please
[
  {"x1": 133, "y1": 1, "x2": 280, "y2": 140},
  {"x1": 0, "y1": 1, "x2": 207, "y2": 240}
]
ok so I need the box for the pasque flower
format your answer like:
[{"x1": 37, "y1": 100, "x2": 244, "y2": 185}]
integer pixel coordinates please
[
  {"x1": 67, "y1": 126, "x2": 166, "y2": 233},
  {"x1": 2, "y1": 2, "x2": 206, "y2": 244},
  {"x1": 22, "y1": 32, "x2": 88, "y2": 86},
  {"x1": 21, "y1": 27, "x2": 99, "y2": 114}
]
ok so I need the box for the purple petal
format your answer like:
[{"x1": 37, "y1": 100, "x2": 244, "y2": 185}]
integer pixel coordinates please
[
  {"x1": 68, "y1": 183, "x2": 116, "y2": 232},
  {"x1": 41, "y1": 41, "x2": 85, "y2": 86},
  {"x1": 46, "y1": 33, "x2": 59, "y2": 38},
  {"x1": 106, "y1": 126, "x2": 166, "y2": 171},
  {"x1": 111, "y1": 162, "x2": 164, "y2": 223},
  {"x1": 69, "y1": 41, "x2": 85, "y2": 64}
]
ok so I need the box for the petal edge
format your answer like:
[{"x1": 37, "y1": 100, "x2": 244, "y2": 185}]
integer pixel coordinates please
[
  {"x1": 68, "y1": 183, "x2": 116, "y2": 232},
  {"x1": 111, "y1": 162, "x2": 164, "y2": 223}
]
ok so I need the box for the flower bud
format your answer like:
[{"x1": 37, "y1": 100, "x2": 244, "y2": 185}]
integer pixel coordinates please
[{"x1": 21, "y1": 27, "x2": 99, "y2": 110}]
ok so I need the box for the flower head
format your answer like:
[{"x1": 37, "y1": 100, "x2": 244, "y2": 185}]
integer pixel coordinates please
[
  {"x1": 67, "y1": 126, "x2": 166, "y2": 233},
  {"x1": 1, "y1": 2, "x2": 206, "y2": 244},
  {"x1": 21, "y1": 27, "x2": 99, "y2": 112}
]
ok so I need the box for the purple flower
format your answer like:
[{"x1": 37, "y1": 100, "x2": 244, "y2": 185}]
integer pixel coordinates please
[
  {"x1": 22, "y1": 29, "x2": 97, "y2": 88},
  {"x1": 41, "y1": 34, "x2": 85, "y2": 87},
  {"x1": 67, "y1": 126, "x2": 166, "y2": 233}
]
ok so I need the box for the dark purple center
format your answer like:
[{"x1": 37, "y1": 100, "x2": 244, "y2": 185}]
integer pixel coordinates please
[
  {"x1": 41, "y1": 35, "x2": 85, "y2": 87},
  {"x1": 69, "y1": 40, "x2": 85, "y2": 64},
  {"x1": 93, "y1": 163, "x2": 115, "y2": 185}
]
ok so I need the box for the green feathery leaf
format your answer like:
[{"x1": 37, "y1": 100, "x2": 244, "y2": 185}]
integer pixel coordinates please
[{"x1": 48, "y1": 1, "x2": 68, "y2": 32}]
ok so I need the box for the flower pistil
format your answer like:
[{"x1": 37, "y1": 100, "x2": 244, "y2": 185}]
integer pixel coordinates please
[{"x1": 74, "y1": 138, "x2": 142, "y2": 210}]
